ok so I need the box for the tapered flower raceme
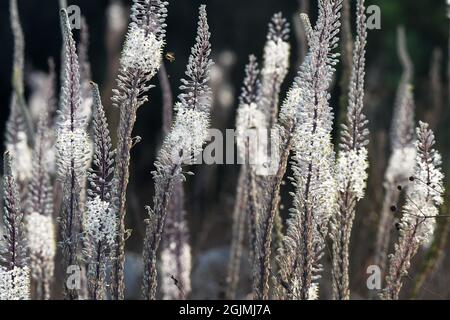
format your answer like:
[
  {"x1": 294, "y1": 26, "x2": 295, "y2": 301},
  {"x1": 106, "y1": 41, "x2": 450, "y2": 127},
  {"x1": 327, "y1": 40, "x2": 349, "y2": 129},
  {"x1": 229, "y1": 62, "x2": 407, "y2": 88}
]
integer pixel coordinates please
[
  {"x1": 7, "y1": 0, "x2": 34, "y2": 150},
  {"x1": 0, "y1": 152, "x2": 30, "y2": 300},
  {"x1": 56, "y1": 9, "x2": 89, "y2": 300},
  {"x1": 6, "y1": 1, "x2": 32, "y2": 185},
  {"x1": 26, "y1": 111, "x2": 56, "y2": 300},
  {"x1": 110, "y1": 0, "x2": 168, "y2": 300},
  {"x1": 240, "y1": 13, "x2": 289, "y2": 300},
  {"x1": 84, "y1": 83, "x2": 116, "y2": 300},
  {"x1": 330, "y1": 0, "x2": 369, "y2": 300},
  {"x1": 383, "y1": 122, "x2": 444, "y2": 300},
  {"x1": 277, "y1": 0, "x2": 342, "y2": 300},
  {"x1": 375, "y1": 27, "x2": 416, "y2": 274},
  {"x1": 142, "y1": 5, "x2": 213, "y2": 300}
]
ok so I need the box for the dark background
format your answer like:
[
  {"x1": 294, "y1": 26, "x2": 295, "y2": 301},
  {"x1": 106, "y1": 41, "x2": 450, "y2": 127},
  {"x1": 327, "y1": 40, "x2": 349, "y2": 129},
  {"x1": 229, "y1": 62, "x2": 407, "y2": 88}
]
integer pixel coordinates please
[{"x1": 0, "y1": 0, "x2": 449, "y2": 299}]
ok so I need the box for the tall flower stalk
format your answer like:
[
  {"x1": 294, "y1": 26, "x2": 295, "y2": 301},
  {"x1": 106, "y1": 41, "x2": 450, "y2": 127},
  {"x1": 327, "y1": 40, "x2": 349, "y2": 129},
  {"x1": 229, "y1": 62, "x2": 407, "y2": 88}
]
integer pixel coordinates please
[
  {"x1": 374, "y1": 27, "x2": 416, "y2": 274},
  {"x1": 234, "y1": 12, "x2": 290, "y2": 301},
  {"x1": 159, "y1": 59, "x2": 191, "y2": 301},
  {"x1": 110, "y1": 0, "x2": 168, "y2": 300},
  {"x1": 0, "y1": 152, "x2": 30, "y2": 300},
  {"x1": 26, "y1": 109, "x2": 56, "y2": 300},
  {"x1": 383, "y1": 122, "x2": 444, "y2": 300},
  {"x1": 276, "y1": 0, "x2": 342, "y2": 300},
  {"x1": 158, "y1": 57, "x2": 192, "y2": 300},
  {"x1": 142, "y1": 5, "x2": 213, "y2": 300},
  {"x1": 84, "y1": 83, "x2": 116, "y2": 300},
  {"x1": 226, "y1": 55, "x2": 263, "y2": 299},
  {"x1": 56, "y1": 9, "x2": 89, "y2": 300},
  {"x1": 5, "y1": 0, "x2": 33, "y2": 185},
  {"x1": 330, "y1": 0, "x2": 369, "y2": 300}
]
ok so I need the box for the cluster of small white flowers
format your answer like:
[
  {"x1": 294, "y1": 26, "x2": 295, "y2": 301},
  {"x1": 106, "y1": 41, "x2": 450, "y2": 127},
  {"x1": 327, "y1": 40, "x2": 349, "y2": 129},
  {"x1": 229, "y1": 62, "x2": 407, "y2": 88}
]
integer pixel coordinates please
[
  {"x1": 292, "y1": 124, "x2": 337, "y2": 239},
  {"x1": 160, "y1": 242, "x2": 192, "y2": 300},
  {"x1": 26, "y1": 212, "x2": 56, "y2": 278},
  {"x1": 401, "y1": 140, "x2": 444, "y2": 244},
  {"x1": 56, "y1": 125, "x2": 89, "y2": 178},
  {"x1": 336, "y1": 148, "x2": 369, "y2": 200},
  {"x1": 236, "y1": 103, "x2": 267, "y2": 160},
  {"x1": 6, "y1": 131, "x2": 32, "y2": 182},
  {"x1": 308, "y1": 283, "x2": 319, "y2": 300},
  {"x1": 385, "y1": 146, "x2": 416, "y2": 184},
  {"x1": 85, "y1": 196, "x2": 116, "y2": 247},
  {"x1": 0, "y1": 266, "x2": 30, "y2": 300},
  {"x1": 120, "y1": 24, "x2": 163, "y2": 75},
  {"x1": 278, "y1": 86, "x2": 302, "y2": 127},
  {"x1": 262, "y1": 39, "x2": 290, "y2": 80},
  {"x1": 167, "y1": 106, "x2": 210, "y2": 164}
]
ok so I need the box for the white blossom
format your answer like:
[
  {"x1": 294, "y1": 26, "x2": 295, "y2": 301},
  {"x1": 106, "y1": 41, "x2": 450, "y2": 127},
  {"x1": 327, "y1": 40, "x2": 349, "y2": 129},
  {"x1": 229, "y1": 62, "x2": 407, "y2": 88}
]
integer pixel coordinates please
[
  {"x1": 84, "y1": 196, "x2": 117, "y2": 247},
  {"x1": 336, "y1": 148, "x2": 369, "y2": 200},
  {"x1": 384, "y1": 122, "x2": 444, "y2": 300},
  {"x1": 262, "y1": 39, "x2": 290, "y2": 80},
  {"x1": 308, "y1": 283, "x2": 319, "y2": 300},
  {"x1": 56, "y1": 125, "x2": 90, "y2": 179},
  {"x1": 26, "y1": 212, "x2": 56, "y2": 279},
  {"x1": 278, "y1": 0, "x2": 342, "y2": 299},
  {"x1": 0, "y1": 267, "x2": 30, "y2": 300},
  {"x1": 400, "y1": 131, "x2": 443, "y2": 244},
  {"x1": 120, "y1": 24, "x2": 163, "y2": 75},
  {"x1": 167, "y1": 106, "x2": 210, "y2": 164}
]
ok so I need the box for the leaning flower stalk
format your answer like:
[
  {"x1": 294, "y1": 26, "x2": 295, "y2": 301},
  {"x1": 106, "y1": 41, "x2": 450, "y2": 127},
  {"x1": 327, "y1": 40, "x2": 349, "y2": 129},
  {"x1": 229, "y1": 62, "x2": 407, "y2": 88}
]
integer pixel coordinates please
[
  {"x1": 110, "y1": 0, "x2": 168, "y2": 300},
  {"x1": 330, "y1": 0, "x2": 369, "y2": 300},
  {"x1": 226, "y1": 55, "x2": 263, "y2": 299},
  {"x1": 84, "y1": 83, "x2": 116, "y2": 300},
  {"x1": 56, "y1": 9, "x2": 89, "y2": 300},
  {"x1": 142, "y1": 5, "x2": 213, "y2": 300},
  {"x1": 374, "y1": 26, "x2": 416, "y2": 275},
  {"x1": 276, "y1": 0, "x2": 343, "y2": 300},
  {"x1": 26, "y1": 110, "x2": 56, "y2": 300},
  {"x1": 0, "y1": 152, "x2": 30, "y2": 300},
  {"x1": 383, "y1": 122, "x2": 444, "y2": 300}
]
